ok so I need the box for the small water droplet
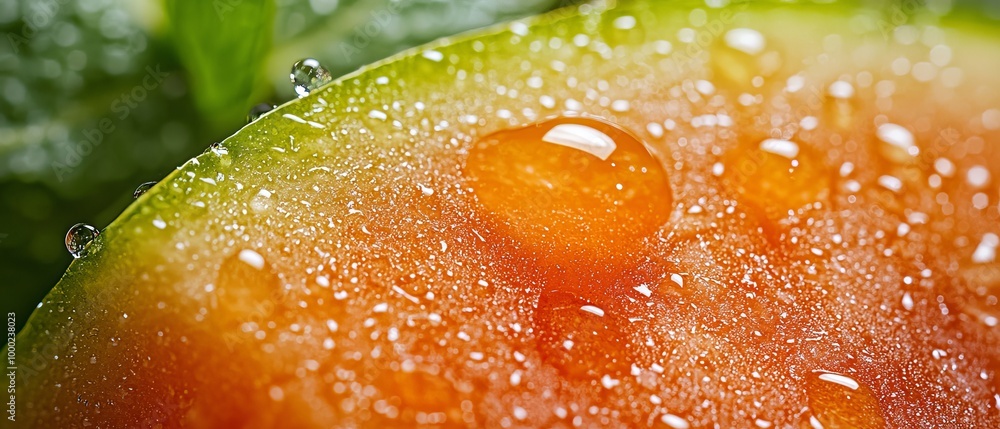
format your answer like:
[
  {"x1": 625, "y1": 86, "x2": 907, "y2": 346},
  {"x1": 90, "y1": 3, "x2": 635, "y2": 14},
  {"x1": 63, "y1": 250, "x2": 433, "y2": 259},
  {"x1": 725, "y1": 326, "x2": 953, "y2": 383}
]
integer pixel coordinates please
[
  {"x1": 290, "y1": 58, "x2": 332, "y2": 97},
  {"x1": 827, "y1": 80, "x2": 855, "y2": 100},
  {"x1": 661, "y1": 414, "x2": 690, "y2": 429},
  {"x1": 721, "y1": 137, "x2": 829, "y2": 215},
  {"x1": 712, "y1": 27, "x2": 778, "y2": 88},
  {"x1": 65, "y1": 223, "x2": 99, "y2": 258},
  {"x1": 601, "y1": 12, "x2": 645, "y2": 46},
  {"x1": 247, "y1": 103, "x2": 276, "y2": 122},
  {"x1": 250, "y1": 188, "x2": 272, "y2": 212},
  {"x1": 875, "y1": 123, "x2": 918, "y2": 162},
  {"x1": 535, "y1": 289, "x2": 631, "y2": 380},
  {"x1": 724, "y1": 28, "x2": 766, "y2": 55},
  {"x1": 133, "y1": 181, "x2": 156, "y2": 199}
]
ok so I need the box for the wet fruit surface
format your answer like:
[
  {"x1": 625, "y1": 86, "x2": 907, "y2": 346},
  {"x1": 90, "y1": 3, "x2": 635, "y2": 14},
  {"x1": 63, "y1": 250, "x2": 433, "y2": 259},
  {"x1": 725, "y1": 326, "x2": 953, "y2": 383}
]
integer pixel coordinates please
[{"x1": 14, "y1": 1, "x2": 1000, "y2": 428}]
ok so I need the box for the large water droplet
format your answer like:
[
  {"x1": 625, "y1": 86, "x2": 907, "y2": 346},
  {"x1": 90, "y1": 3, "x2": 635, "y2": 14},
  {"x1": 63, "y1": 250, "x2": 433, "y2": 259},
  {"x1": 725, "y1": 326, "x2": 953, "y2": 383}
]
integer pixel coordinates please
[
  {"x1": 806, "y1": 370, "x2": 885, "y2": 428},
  {"x1": 290, "y1": 58, "x2": 332, "y2": 98},
  {"x1": 247, "y1": 103, "x2": 276, "y2": 123},
  {"x1": 133, "y1": 181, "x2": 156, "y2": 199},
  {"x1": 464, "y1": 115, "x2": 672, "y2": 264},
  {"x1": 65, "y1": 223, "x2": 99, "y2": 258}
]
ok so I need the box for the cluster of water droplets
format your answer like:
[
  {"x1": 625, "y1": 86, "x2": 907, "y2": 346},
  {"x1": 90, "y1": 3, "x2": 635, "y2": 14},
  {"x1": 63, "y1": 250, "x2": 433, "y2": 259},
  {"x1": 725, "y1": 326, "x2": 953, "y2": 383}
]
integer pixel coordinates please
[{"x1": 65, "y1": 59, "x2": 337, "y2": 259}]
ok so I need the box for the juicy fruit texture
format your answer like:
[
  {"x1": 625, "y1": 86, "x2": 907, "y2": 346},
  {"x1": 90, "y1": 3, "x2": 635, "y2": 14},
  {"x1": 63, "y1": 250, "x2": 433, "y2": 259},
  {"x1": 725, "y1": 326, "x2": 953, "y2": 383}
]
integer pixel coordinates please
[{"x1": 15, "y1": 1, "x2": 1000, "y2": 428}]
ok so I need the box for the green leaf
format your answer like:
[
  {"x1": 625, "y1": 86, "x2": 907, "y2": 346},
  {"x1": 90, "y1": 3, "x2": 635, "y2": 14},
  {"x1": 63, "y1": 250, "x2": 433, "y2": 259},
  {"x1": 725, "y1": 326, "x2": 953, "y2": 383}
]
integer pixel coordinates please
[{"x1": 165, "y1": 0, "x2": 275, "y2": 128}]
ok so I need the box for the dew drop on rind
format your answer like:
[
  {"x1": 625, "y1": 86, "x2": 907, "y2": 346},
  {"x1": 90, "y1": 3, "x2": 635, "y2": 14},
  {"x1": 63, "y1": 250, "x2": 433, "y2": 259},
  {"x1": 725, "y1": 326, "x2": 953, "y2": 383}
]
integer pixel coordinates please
[
  {"x1": 464, "y1": 115, "x2": 672, "y2": 265},
  {"x1": 290, "y1": 58, "x2": 332, "y2": 98},
  {"x1": 133, "y1": 181, "x2": 156, "y2": 199},
  {"x1": 247, "y1": 103, "x2": 276, "y2": 123},
  {"x1": 65, "y1": 223, "x2": 99, "y2": 258},
  {"x1": 806, "y1": 371, "x2": 886, "y2": 429},
  {"x1": 720, "y1": 137, "x2": 829, "y2": 215}
]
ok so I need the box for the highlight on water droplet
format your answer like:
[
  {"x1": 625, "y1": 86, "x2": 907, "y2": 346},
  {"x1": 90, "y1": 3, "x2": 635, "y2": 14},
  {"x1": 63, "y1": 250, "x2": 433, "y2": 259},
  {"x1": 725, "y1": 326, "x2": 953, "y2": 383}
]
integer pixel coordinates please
[
  {"x1": 133, "y1": 181, "x2": 156, "y2": 199},
  {"x1": 463, "y1": 115, "x2": 672, "y2": 264},
  {"x1": 290, "y1": 58, "x2": 332, "y2": 98},
  {"x1": 65, "y1": 223, "x2": 99, "y2": 258},
  {"x1": 247, "y1": 103, "x2": 276, "y2": 123}
]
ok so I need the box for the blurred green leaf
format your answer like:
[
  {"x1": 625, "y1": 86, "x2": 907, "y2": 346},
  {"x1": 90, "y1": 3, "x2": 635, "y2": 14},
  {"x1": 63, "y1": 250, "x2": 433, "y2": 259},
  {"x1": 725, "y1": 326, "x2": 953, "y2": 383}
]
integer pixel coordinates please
[{"x1": 165, "y1": 0, "x2": 275, "y2": 128}]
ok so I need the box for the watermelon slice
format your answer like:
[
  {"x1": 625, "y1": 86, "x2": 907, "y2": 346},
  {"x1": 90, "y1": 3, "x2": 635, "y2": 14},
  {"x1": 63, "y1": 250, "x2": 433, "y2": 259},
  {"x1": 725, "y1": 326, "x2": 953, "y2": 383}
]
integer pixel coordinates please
[{"x1": 13, "y1": 0, "x2": 1000, "y2": 427}]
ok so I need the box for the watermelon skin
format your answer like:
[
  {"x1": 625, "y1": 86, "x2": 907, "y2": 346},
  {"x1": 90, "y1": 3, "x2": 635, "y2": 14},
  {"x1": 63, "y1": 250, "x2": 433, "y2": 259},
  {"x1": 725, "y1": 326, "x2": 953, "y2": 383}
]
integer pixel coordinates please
[{"x1": 14, "y1": 1, "x2": 1000, "y2": 428}]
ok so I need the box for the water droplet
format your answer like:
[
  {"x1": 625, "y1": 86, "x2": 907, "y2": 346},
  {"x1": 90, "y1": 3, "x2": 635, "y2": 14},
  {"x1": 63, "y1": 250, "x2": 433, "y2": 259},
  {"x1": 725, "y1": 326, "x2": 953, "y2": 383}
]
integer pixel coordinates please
[
  {"x1": 875, "y1": 123, "x2": 918, "y2": 162},
  {"x1": 971, "y1": 233, "x2": 998, "y2": 264},
  {"x1": 290, "y1": 58, "x2": 332, "y2": 97},
  {"x1": 464, "y1": 115, "x2": 672, "y2": 264},
  {"x1": 133, "y1": 181, "x2": 156, "y2": 199},
  {"x1": 721, "y1": 137, "x2": 829, "y2": 215},
  {"x1": 535, "y1": 289, "x2": 631, "y2": 380},
  {"x1": 247, "y1": 103, "x2": 276, "y2": 123},
  {"x1": 661, "y1": 413, "x2": 691, "y2": 429},
  {"x1": 806, "y1": 370, "x2": 885, "y2": 428},
  {"x1": 601, "y1": 13, "x2": 645, "y2": 46},
  {"x1": 712, "y1": 27, "x2": 778, "y2": 88},
  {"x1": 724, "y1": 28, "x2": 766, "y2": 55},
  {"x1": 65, "y1": 223, "x2": 99, "y2": 258},
  {"x1": 250, "y1": 189, "x2": 272, "y2": 213},
  {"x1": 967, "y1": 165, "x2": 991, "y2": 189},
  {"x1": 827, "y1": 80, "x2": 855, "y2": 100}
]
